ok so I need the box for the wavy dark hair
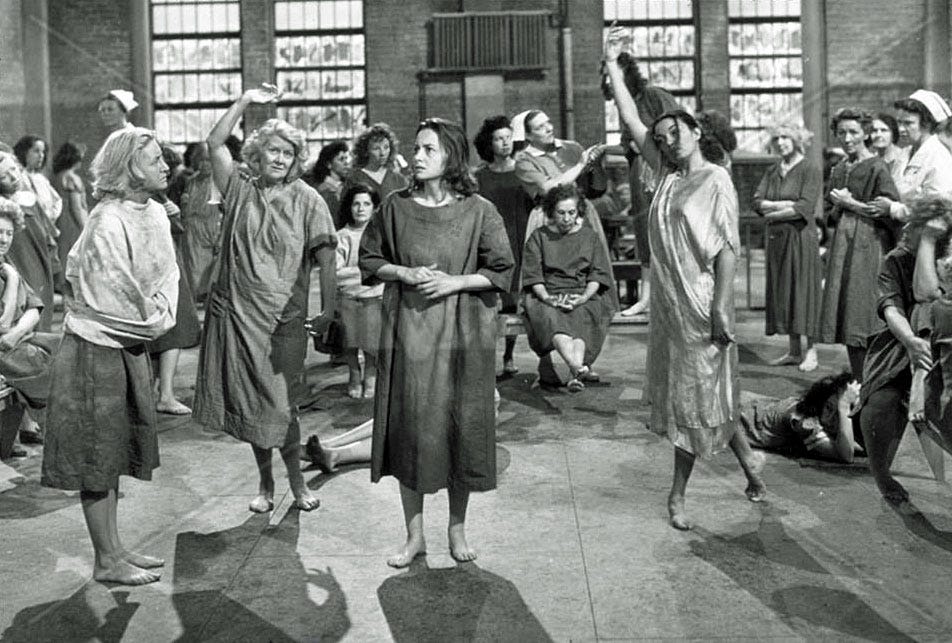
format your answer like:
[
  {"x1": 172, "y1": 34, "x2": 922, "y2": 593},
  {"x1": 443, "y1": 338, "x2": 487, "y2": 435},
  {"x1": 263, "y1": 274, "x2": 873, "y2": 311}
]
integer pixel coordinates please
[
  {"x1": 894, "y1": 97, "x2": 938, "y2": 133},
  {"x1": 873, "y1": 112, "x2": 900, "y2": 145},
  {"x1": 309, "y1": 140, "x2": 349, "y2": 184},
  {"x1": 473, "y1": 115, "x2": 512, "y2": 163},
  {"x1": 161, "y1": 144, "x2": 183, "y2": 173},
  {"x1": 13, "y1": 135, "x2": 47, "y2": 169},
  {"x1": 541, "y1": 183, "x2": 587, "y2": 219},
  {"x1": 652, "y1": 109, "x2": 736, "y2": 167},
  {"x1": 830, "y1": 108, "x2": 873, "y2": 139},
  {"x1": 795, "y1": 370, "x2": 854, "y2": 419},
  {"x1": 338, "y1": 183, "x2": 380, "y2": 228},
  {"x1": 412, "y1": 118, "x2": 477, "y2": 197},
  {"x1": 52, "y1": 141, "x2": 85, "y2": 175},
  {"x1": 600, "y1": 52, "x2": 647, "y2": 101},
  {"x1": 354, "y1": 123, "x2": 398, "y2": 169}
]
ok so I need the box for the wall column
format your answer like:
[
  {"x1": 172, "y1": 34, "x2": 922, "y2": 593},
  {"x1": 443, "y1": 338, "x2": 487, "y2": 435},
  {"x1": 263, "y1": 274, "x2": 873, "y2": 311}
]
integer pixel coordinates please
[
  {"x1": 21, "y1": 0, "x2": 51, "y2": 142},
  {"x1": 130, "y1": 0, "x2": 153, "y2": 128},
  {"x1": 694, "y1": 0, "x2": 729, "y2": 114},
  {"x1": 924, "y1": 0, "x2": 951, "y2": 97},
  {"x1": 800, "y1": 0, "x2": 827, "y2": 170},
  {"x1": 240, "y1": 0, "x2": 276, "y2": 132}
]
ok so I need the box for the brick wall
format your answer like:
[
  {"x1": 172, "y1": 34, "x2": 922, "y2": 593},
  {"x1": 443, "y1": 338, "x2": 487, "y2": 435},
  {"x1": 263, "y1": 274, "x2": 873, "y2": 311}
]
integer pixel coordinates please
[{"x1": 0, "y1": 0, "x2": 26, "y2": 145}]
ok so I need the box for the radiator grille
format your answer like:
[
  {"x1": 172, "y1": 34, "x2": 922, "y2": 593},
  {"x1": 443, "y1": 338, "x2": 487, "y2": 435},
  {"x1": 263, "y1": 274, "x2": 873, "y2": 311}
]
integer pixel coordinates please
[{"x1": 429, "y1": 11, "x2": 549, "y2": 72}]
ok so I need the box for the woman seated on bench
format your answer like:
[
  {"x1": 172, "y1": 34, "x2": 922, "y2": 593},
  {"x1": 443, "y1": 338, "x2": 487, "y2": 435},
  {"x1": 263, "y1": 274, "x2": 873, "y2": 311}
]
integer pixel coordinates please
[{"x1": 521, "y1": 184, "x2": 615, "y2": 392}]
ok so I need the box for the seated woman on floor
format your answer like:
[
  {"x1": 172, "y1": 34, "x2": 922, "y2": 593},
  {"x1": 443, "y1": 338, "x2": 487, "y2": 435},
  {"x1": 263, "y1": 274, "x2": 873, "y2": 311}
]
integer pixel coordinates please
[
  {"x1": 521, "y1": 184, "x2": 615, "y2": 392},
  {"x1": 742, "y1": 371, "x2": 863, "y2": 463}
]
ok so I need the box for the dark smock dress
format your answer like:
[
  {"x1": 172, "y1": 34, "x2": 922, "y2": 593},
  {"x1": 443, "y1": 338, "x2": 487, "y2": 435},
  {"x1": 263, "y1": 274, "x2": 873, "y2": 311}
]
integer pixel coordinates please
[
  {"x1": 740, "y1": 395, "x2": 838, "y2": 457},
  {"x1": 752, "y1": 160, "x2": 823, "y2": 337},
  {"x1": 359, "y1": 192, "x2": 514, "y2": 493},
  {"x1": 521, "y1": 225, "x2": 615, "y2": 364},
  {"x1": 819, "y1": 157, "x2": 899, "y2": 346},
  {"x1": 343, "y1": 167, "x2": 408, "y2": 203},
  {"x1": 0, "y1": 269, "x2": 56, "y2": 409},
  {"x1": 193, "y1": 171, "x2": 336, "y2": 449},
  {"x1": 8, "y1": 200, "x2": 55, "y2": 332},
  {"x1": 147, "y1": 205, "x2": 201, "y2": 354},
  {"x1": 475, "y1": 166, "x2": 532, "y2": 312}
]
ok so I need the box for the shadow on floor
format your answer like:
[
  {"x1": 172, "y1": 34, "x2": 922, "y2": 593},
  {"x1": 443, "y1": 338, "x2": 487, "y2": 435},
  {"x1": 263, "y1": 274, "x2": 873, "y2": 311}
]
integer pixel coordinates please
[
  {"x1": 377, "y1": 560, "x2": 552, "y2": 643},
  {"x1": 0, "y1": 461, "x2": 79, "y2": 519},
  {"x1": 887, "y1": 500, "x2": 952, "y2": 555},
  {"x1": 1, "y1": 587, "x2": 144, "y2": 643},
  {"x1": 688, "y1": 507, "x2": 918, "y2": 642}
]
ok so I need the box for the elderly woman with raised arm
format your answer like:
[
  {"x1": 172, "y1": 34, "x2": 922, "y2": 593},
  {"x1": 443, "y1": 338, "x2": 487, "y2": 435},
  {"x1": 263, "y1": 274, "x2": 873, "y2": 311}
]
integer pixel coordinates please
[
  {"x1": 604, "y1": 28, "x2": 766, "y2": 530},
  {"x1": 192, "y1": 84, "x2": 337, "y2": 514}
]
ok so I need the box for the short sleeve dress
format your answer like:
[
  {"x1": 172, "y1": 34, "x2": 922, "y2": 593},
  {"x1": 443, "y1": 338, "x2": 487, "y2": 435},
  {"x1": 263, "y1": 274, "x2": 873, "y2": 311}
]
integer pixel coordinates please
[
  {"x1": 475, "y1": 166, "x2": 532, "y2": 311},
  {"x1": 192, "y1": 172, "x2": 337, "y2": 449},
  {"x1": 359, "y1": 191, "x2": 514, "y2": 493},
  {"x1": 343, "y1": 167, "x2": 408, "y2": 203},
  {"x1": 739, "y1": 395, "x2": 838, "y2": 456}
]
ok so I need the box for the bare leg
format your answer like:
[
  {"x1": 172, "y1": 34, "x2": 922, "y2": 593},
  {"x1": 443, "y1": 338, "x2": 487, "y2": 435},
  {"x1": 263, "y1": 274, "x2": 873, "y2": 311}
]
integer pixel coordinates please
[
  {"x1": 668, "y1": 447, "x2": 695, "y2": 530},
  {"x1": 103, "y1": 485, "x2": 164, "y2": 569},
  {"x1": 345, "y1": 349, "x2": 362, "y2": 398},
  {"x1": 769, "y1": 334, "x2": 802, "y2": 366},
  {"x1": 729, "y1": 423, "x2": 767, "y2": 502},
  {"x1": 156, "y1": 349, "x2": 191, "y2": 414},
  {"x1": 362, "y1": 352, "x2": 376, "y2": 399},
  {"x1": 322, "y1": 419, "x2": 374, "y2": 449},
  {"x1": 448, "y1": 484, "x2": 476, "y2": 562},
  {"x1": 388, "y1": 483, "x2": 426, "y2": 568},
  {"x1": 249, "y1": 445, "x2": 275, "y2": 513},
  {"x1": 847, "y1": 345, "x2": 867, "y2": 383},
  {"x1": 282, "y1": 421, "x2": 319, "y2": 511},
  {"x1": 621, "y1": 269, "x2": 650, "y2": 316},
  {"x1": 552, "y1": 333, "x2": 583, "y2": 374},
  {"x1": 799, "y1": 336, "x2": 819, "y2": 372},
  {"x1": 860, "y1": 384, "x2": 910, "y2": 503},
  {"x1": 503, "y1": 336, "x2": 518, "y2": 373},
  {"x1": 82, "y1": 489, "x2": 160, "y2": 585}
]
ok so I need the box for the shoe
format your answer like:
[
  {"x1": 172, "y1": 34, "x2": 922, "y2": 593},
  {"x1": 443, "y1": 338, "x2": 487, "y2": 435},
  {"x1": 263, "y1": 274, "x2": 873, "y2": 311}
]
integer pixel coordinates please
[
  {"x1": 566, "y1": 378, "x2": 585, "y2": 393},
  {"x1": 577, "y1": 366, "x2": 600, "y2": 383}
]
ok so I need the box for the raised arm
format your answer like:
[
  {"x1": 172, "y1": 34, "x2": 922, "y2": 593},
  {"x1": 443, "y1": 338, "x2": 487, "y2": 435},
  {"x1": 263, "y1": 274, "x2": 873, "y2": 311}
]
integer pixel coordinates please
[
  {"x1": 207, "y1": 84, "x2": 282, "y2": 193},
  {"x1": 914, "y1": 218, "x2": 948, "y2": 301},
  {"x1": 603, "y1": 27, "x2": 661, "y2": 173}
]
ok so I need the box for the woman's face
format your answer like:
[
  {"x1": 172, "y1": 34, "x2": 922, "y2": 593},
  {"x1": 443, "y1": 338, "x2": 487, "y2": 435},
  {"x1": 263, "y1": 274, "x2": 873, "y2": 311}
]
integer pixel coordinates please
[
  {"x1": 0, "y1": 217, "x2": 14, "y2": 259},
  {"x1": 897, "y1": 109, "x2": 923, "y2": 146},
  {"x1": 526, "y1": 113, "x2": 555, "y2": 148},
  {"x1": 937, "y1": 241, "x2": 952, "y2": 287},
  {"x1": 367, "y1": 138, "x2": 391, "y2": 169},
  {"x1": 98, "y1": 98, "x2": 126, "y2": 130},
  {"x1": 550, "y1": 197, "x2": 581, "y2": 234},
  {"x1": 135, "y1": 140, "x2": 170, "y2": 193},
  {"x1": 330, "y1": 149, "x2": 352, "y2": 178},
  {"x1": 259, "y1": 135, "x2": 296, "y2": 183},
  {"x1": 192, "y1": 144, "x2": 212, "y2": 177},
  {"x1": 773, "y1": 135, "x2": 795, "y2": 158},
  {"x1": 869, "y1": 119, "x2": 894, "y2": 150},
  {"x1": 835, "y1": 119, "x2": 868, "y2": 156},
  {"x1": 0, "y1": 156, "x2": 21, "y2": 195},
  {"x1": 350, "y1": 192, "x2": 375, "y2": 226},
  {"x1": 25, "y1": 141, "x2": 45, "y2": 172},
  {"x1": 652, "y1": 116, "x2": 698, "y2": 164},
  {"x1": 491, "y1": 127, "x2": 513, "y2": 160},
  {"x1": 412, "y1": 128, "x2": 447, "y2": 183}
]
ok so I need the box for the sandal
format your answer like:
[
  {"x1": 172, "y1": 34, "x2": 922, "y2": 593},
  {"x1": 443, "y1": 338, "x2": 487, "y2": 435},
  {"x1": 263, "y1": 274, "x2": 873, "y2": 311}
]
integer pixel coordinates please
[{"x1": 567, "y1": 378, "x2": 585, "y2": 393}]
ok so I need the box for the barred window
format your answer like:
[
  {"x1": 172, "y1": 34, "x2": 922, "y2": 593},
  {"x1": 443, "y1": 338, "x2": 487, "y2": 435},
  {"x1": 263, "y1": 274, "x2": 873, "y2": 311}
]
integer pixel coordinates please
[
  {"x1": 274, "y1": 0, "x2": 367, "y2": 156},
  {"x1": 728, "y1": 0, "x2": 803, "y2": 151},
  {"x1": 151, "y1": 0, "x2": 243, "y2": 148},
  {"x1": 603, "y1": 0, "x2": 697, "y2": 145}
]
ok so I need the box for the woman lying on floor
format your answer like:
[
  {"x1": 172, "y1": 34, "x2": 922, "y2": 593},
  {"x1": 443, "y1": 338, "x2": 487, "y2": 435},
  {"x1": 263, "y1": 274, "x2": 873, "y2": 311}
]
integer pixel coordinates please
[{"x1": 741, "y1": 371, "x2": 863, "y2": 464}]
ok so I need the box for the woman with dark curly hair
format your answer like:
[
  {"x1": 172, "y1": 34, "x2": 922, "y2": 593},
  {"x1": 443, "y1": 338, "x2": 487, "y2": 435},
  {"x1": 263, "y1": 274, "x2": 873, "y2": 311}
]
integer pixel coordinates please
[
  {"x1": 344, "y1": 122, "x2": 408, "y2": 201},
  {"x1": 869, "y1": 112, "x2": 908, "y2": 186},
  {"x1": 818, "y1": 108, "x2": 901, "y2": 380},
  {"x1": 604, "y1": 28, "x2": 766, "y2": 531},
  {"x1": 359, "y1": 117, "x2": 513, "y2": 567},
  {"x1": 474, "y1": 115, "x2": 533, "y2": 374},
  {"x1": 304, "y1": 140, "x2": 351, "y2": 227},
  {"x1": 52, "y1": 142, "x2": 88, "y2": 282}
]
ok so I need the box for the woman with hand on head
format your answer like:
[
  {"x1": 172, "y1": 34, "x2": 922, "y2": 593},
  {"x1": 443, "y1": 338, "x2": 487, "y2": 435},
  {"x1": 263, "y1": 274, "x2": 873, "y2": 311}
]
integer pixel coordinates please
[
  {"x1": 752, "y1": 123, "x2": 823, "y2": 372},
  {"x1": 818, "y1": 109, "x2": 900, "y2": 380},
  {"x1": 192, "y1": 84, "x2": 338, "y2": 514},
  {"x1": 40, "y1": 127, "x2": 179, "y2": 585},
  {"x1": 359, "y1": 118, "x2": 513, "y2": 567},
  {"x1": 604, "y1": 27, "x2": 766, "y2": 530}
]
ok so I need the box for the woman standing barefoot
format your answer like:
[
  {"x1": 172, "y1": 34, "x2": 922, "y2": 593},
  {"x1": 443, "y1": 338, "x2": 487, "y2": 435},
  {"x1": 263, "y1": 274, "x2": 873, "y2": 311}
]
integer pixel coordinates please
[
  {"x1": 604, "y1": 28, "x2": 765, "y2": 530},
  {"x1": 40, "y1": 128, "x2": 179, "y2": 585},
  {"x1": 359, "y1": 118, "x2": 513, "y2": 566},
  {"x1": 192, "y1": 84, "x2": 337, "y2": 514}
]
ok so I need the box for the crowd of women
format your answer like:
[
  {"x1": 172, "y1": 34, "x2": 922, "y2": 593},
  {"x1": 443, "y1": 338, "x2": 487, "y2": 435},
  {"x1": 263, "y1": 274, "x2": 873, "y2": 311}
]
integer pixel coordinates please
[{"x1": 0, "y1": 29, "x2": 948, "y2": 586}]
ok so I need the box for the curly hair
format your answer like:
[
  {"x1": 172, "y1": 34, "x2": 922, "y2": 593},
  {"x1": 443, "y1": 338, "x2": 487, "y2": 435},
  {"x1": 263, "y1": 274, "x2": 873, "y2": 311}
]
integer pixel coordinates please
[
  {"x1": 830, "y1": 108, "x2": 873, "y2": 137},
  {"x1": 338, "y1": 183, "x2": 380, "y2": 228},
  {"x1": 473, "y1": 115, "x2": 512, "y2": 163},
  {"x1": 353, "y1": 123, "x2": 399, "y2": 169},
  {"x1": 768, "y1": 122, "x2": 813, "y2": 154},
  {"x1": 872, "y1": 112, "x2": 901, "y2": 145},
  {"x1": 90, "y1": 127, "x2": 160, "y2": 200},
  {"x1": 0, "y1": 196, "x2": 25, "y2": 231},
  {"x1": 241, "y1": 118, "x2": 309, "y2": 183},
  {"x1": 652, "y1": 109, "x2": 736, "y2": 167},
  {"x1": 795, "y1": 370, "x2": 854, "y2": 419},
  {"x1": 541, "y1": 183, "x2": 587, "y2": 220},
  {"x1": 52, "y1": 142, "x2": 85, "y2": 175},
  {"x1": 13, "y1": 135, "x2": 47, "y2": 170},
  {"x1": 309, "y1": 140, "x2": 349, "y2": 184},
  {"x1": 907, "y1": 194, "x2": 952, "y2": 256},
  {"x1": 600, "y1": 51, "x2": 647, "y2": 101},
  {"x1": 894, "y1": 97, "x2": 939, "y2": 133},
  {"x1": 412, "y1": 118, "x2": 477, "y2": 197}
]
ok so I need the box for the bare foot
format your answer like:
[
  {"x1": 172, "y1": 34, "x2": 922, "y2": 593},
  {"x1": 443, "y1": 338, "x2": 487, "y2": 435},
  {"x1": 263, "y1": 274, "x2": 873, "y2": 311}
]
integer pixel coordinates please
[
  {"x1": 745, "y1": 481, "x2": 767, "y2": 503},
  {"x1": 362, "y1": 376, "x2": 376, "y2": 399},
  {"x1": 156, "y1": 399, "x2": 192, "y2": 415},
  {"x1": 305, "y1": 435, "x2": 337, "y2": 474},
  {"x1": 620, "y1": 300, "x2": 648, "y2": 317},
  {"x1": 94, "y1": 559, "x2": 161, "y2": 585},
  {"x1": 768, "y1": 353, "x2": 801, "y2": 367},
  {"x1": 248, "y1": 494, "x2": 274, "y2": 513},
  {"x1": 293, "y1": 491, "x2": 320, "y2": 512},
  {"x1": 878, "y1": 476, "x2": 910, "y2": 504},
  {"x1": 742, "y1": 451, "x2": 767, "y2": 502},
  {"x1": 502, "y1": 358, "x2": 518, "y2": 374},
  {"x1": 387, "y1": 534, "x2": 426, "y2": 568},
  {"x1": 121, "y1": 550, "x2": 165, "y2": 569},
  {"x1": 668, "y1": 495, "x2": 692, "y2": 531},
  {"x1": 797, "y1": 349, "x2": 818, "y2": 372},
  {"x1": 448, "y1": 524, "x2": 477, "y2": 562}
]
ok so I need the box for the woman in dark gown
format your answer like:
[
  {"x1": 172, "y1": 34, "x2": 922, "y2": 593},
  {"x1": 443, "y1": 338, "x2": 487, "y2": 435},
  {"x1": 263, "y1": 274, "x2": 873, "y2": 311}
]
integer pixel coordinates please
[
  {"x1": 359, "y1": 118, "x2": 513, "y2": 568},
  {"x1": 474, "y1": 115, "x2": 532, "y2": 374}
]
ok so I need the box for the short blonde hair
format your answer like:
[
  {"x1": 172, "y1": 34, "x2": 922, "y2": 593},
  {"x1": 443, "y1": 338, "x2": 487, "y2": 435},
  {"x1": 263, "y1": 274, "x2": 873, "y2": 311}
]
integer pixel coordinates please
[
  {"x1": 768, "y1": 122, "x2": 813, "y2": 154},
  {"x1": 241, "y1": 118, "x2": 308, "y2": 183},
  {"x1": 91, "y1": 127, "x2": 160, "y2": 200},
  {"x1": 0, "y1": 196, "x2": 24, "y2": 231}
]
